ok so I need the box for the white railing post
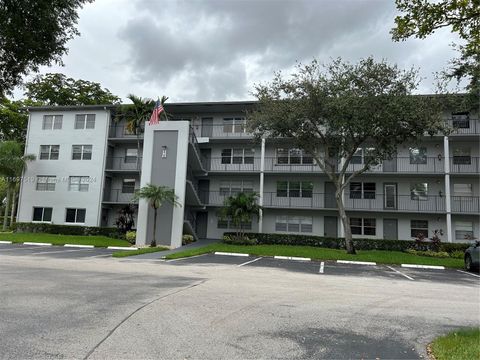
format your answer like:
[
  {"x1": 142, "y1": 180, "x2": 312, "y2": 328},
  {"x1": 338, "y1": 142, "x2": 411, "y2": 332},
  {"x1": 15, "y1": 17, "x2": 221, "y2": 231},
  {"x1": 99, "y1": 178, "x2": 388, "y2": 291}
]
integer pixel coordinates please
[
  {"x1": 444, "y1": 136, "x2": 452, "y2": 243},
  {"x1": 258, "y1": 138, "x2": 266, "y2": 233}
]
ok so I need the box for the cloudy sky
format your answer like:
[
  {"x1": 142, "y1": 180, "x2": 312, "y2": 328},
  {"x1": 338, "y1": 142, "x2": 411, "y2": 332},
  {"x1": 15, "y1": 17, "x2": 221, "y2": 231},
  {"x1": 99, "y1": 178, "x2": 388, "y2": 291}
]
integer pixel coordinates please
[{"x1": 18, "y1": 0, "x2": 459, "y2": 103}]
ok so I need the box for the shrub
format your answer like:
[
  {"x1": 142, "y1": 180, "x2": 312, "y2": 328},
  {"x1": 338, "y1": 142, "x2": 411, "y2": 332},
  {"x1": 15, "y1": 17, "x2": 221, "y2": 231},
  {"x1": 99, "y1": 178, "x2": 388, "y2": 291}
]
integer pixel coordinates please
[
  {"x1": 222, "y1": 235, "x2": 257, "y2": 245},
  {"x1": 125, "y1": 231, "x2": 136, "y2": 244},
  {"x1": 14, "y1": 222, "x2": 121, "y2": 238},
  {"x1": 223, "y1": 232, "x2": 471, "y2": 253},
  {"x1": 449, "y1": 250, "x2": 465, "y2": 259},
  {"x1": 405, "y1": 249, "x2": 450, "y2": 258},
  {"x1": 182, "y1": 234, "x2": 195, "y2": 245}
]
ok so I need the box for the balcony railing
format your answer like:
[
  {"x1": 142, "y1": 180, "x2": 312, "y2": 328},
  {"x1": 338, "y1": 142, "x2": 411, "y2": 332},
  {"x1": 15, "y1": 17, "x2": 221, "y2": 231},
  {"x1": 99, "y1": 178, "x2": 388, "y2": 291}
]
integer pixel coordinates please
[
  {"x1": 207, "y1": 156, "x2": 466, "y2": 174},
  {"x1": 447, "y1": 119, "x2": 480, "y2": 135},
  {"x1": 450, "y1": 157, "x2": 479, "y2": 173},
  {"x1": 192, "y1": 124, "x2": 253, "y2": 138},
  {"x1": 109, "y1": 125, "x2": 144, "y2": 139},
  {"x1": 105, "y1": 156, "x2": 142, "y2": 171},
  {"x1": 103, "y1": 188, "x2": 138, "y2": 203},
  {"x1": 200, "y1": 191, "x2": 479, "y2": 214}
]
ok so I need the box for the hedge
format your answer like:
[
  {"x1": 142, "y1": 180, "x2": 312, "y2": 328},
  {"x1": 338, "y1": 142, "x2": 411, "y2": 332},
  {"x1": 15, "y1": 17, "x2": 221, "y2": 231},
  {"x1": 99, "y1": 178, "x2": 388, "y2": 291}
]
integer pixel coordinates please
[
  {"x1": 223, "y1": 232, "x2": 470, "y2": 253},
  {"x1": 13, "y1": 222, "x2": 121, "y2": 238}
]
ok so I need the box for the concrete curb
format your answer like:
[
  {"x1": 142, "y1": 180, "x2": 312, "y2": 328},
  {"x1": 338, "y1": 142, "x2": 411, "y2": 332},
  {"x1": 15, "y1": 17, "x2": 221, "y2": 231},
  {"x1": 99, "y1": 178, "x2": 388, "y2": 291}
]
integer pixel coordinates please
[
  {"x1": 337, "y1": 260, "x2": 377, "y2": 266},
  {"x1": 401, "y1": 264, "x2": 445, "y2": 270},
  {"x1": 214, "y1": 252, "x2": 249, "y2": 257},
  {"x1": 23, "y1": 242, "x2": 52, "y2": 246},
  {"x1": 0, "y1": 240, "x2": 12, "y2": 244},
  {"x1": 64, "y1": 244, "x2": 94, "y2": 248},
  {"x1": 274, "y1": 256, "x2": 311, "y2": 261},
  {"x1": 108, "y1": 246, "x2": 138, "y2": 250}
]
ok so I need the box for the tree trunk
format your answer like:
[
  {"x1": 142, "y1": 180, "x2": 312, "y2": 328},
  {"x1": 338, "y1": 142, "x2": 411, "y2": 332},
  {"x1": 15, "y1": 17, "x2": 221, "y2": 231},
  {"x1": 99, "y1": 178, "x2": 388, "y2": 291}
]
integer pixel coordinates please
[
  {"x1": 3, "y1": 186, "x2": 11, "y2": 231},
  {"x1": 10, "y1": 187, "x2": 16, "y2": 226},
  {"x1": 151, "y1": 207, "x2": 157, "y2": 247},
  {"x1": 336, "y1": 190, "x2": 356, "y2": 254}
]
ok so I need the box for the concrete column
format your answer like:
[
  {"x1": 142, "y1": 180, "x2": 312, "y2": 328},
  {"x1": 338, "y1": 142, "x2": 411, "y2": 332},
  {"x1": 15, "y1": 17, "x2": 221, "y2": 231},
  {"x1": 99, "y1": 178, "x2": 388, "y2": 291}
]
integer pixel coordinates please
[
  {"x1": 258, "y1": 138, "x2": 266, "y2": 233},
  {"x1": 338, "y1": 156, "x2": 346, "y2": 238},
  {"x1": 444, "y1": 136, "x2": 453, "y2": 243}
]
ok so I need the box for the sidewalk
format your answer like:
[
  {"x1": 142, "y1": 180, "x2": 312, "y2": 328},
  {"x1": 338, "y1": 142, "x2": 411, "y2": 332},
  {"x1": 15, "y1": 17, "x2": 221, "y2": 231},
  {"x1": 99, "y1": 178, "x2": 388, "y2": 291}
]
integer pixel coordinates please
[{"x1": 121, "y1": 239, "x2": 218, "y2": 260}]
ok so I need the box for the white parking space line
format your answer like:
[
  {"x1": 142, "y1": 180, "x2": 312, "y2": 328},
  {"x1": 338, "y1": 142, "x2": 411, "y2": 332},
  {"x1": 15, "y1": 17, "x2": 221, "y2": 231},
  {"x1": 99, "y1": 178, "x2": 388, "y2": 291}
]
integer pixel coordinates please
[
  {"x1": 64, "y1": 244, "x2": 94, "y2": 248},
  {"x1": 238, "y1": 257, "x2": 263, "y2": 267},
  {"x1": 88, "y1": 254, "x2": 114, "y2": 259},
  {"x1": 457, "y1": 270, "x2": 480, "y2": 278},
  {"x1": 386, "y1": 266, "x2": 415, "y2": 281},
  {"x1": 319, "y1": 262, "x2": 324, "y2": 274},
  {"x1": 0, "y1": 241, "x2": 12, "y2": 244},
  {"x1": 107, "y1": 246, "x2": 138, "y2": 250},
  {"x1": 274, "y1": 256, "x2": 311, "y2": 261},
  {"x1": 215, "y1": 252, "x2": 249, "y2": 257},
  {"x1": 337, "y1": 260, "x2": 376, "y2": 266},
  {"x1": 401, "y1": 264, "x2": 445, "y2": 270},
  {"x1": 23, "y1": 242, "x2": 52, "y2": 246}
]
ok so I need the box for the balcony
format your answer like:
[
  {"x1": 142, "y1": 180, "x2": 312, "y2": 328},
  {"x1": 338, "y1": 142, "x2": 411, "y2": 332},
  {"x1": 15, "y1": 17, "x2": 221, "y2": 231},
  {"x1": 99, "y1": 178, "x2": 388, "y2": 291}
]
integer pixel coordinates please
[
  {"x1": 447, "y1": 119, "x2": 480, "y2": 135},
  {"x1": 201, "y1": 191, "x2": 480, "y2": 214},
  {"x1": 109, "y1": 125, "x2": 144, "y2": 139},
  {"x1": 105, "y1": 156, "x2": 142, "y2": 172},
  {"x1": 450, "y1": 157, "x2": 479, "y2": 174},
  {"x1": 192, "y1": 124, "x2": 253, "y2": 139},
  {"x1": 207, "y1": 157, "x2": 261, "y2": 172},
  {"x1": 103, "y1": 189, "x2": 138, "y2": 204}
]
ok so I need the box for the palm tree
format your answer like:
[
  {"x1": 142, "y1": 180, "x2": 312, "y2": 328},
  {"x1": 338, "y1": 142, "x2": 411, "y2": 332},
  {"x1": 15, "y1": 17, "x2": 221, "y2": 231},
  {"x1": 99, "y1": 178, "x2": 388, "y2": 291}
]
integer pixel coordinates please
[
  {"x1": 114, "y1": 95, "x2": 170, "y2": 166},
  {"x1": 132, "y1": 184, "x2": 180, "y2": 247},
  {"x1": 219, "y1": 192, "x2": 261, "y2": 241},
  {"x1": 0, "y1": 141, "x2": 35, "y2": 230}
]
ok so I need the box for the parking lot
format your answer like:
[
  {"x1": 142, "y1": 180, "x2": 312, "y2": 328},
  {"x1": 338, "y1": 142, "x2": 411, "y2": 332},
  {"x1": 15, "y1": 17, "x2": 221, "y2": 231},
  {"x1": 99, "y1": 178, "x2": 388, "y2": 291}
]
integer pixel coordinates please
[
  {"x1": 0, "y1": 242, "x2": 116, "y2": 259},
  {"x1": 1, "y1": 242, "x2": 479, "y2": 359},
  {"x1": 1, "y1": 242, "x2": 479, "y2": 286},
  {"x1": 165, "y1": 252, "x2": 480, "y2": 286}
]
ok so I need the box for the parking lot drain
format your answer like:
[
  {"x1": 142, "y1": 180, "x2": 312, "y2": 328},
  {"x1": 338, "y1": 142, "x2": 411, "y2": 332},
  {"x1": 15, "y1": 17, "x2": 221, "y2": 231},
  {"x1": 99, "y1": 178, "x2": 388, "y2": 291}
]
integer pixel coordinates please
[
  {"x1": 274, "y1": 256, "x2": 311, "y2": 261},
  {"x1": 108, "y1": 246, "x2": 138, "y2": 250},
  {"x1": 401, "y1": 264, "x2": 445, "y2": 270},
  {"x1": 337, "y1": 260, "x2": 376, "y2": 266},
  {"x1": 215, "y1": 252, "x2": 249, "y2": 257},
  {"x1": 64, "y1": 244, "x2": 94, "y2": 248},
  {"x1": 23, "y1": 242, "x2": 52, "y2": 246},
  {"x1": 0, "y1": 241, "x2": 12, "y2": 244}
]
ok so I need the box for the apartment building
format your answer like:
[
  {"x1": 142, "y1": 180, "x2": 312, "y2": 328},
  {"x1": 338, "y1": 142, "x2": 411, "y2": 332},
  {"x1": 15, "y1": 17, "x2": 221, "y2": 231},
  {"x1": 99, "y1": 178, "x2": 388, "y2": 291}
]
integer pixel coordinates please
[{"x1": 17, "y1": 102, "x2": 479, "y2": 248}]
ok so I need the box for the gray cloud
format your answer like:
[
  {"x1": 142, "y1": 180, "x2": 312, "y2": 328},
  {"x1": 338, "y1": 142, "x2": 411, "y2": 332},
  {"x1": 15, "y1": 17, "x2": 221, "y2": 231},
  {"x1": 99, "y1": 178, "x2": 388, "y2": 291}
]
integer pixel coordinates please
[{"x1": 17, "y1": 0, "x2": 458, "y2": 102}]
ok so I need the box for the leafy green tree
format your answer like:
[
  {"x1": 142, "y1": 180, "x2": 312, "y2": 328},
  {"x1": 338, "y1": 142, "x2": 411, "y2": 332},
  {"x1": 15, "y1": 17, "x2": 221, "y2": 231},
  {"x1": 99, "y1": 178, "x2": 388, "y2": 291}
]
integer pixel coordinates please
[
  {"x1": 0, "y1": 0, "x2": 93, "y2": 95},
  {"x1": 0, "y1": 97, "x2": 40, "y2": 144},
  {"x1": 132, "y1": 184, "x2": 180, "y2": 247},
  {"x1": 24, "y1": 73, "x2": 120, "y2": 105},
  {"x1": 0, "y1": 141, "x2": 35, "y2": 230},
  {"x1": 391, "y1": 0, "x2": 480, "y2": 94},
  {"x1": 219, "y1": 192, "x2": 261, "y2": 241},
  {"x1": 248, "y1": 57, "x2": 445, "y2": 254}
]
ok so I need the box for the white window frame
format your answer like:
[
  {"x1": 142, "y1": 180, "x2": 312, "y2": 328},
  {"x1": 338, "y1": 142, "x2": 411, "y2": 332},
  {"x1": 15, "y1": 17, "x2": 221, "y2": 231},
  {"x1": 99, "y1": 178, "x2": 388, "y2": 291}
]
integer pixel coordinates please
[
  {"x1": 32, "y1": 207, "x2": 53, "y2": 222},
  {"x1": 409, "y1": 147, "x2": 427, "y2": 164},
  {"x1": 72, "y1": 145, "x2": 92, "y2": 160},
  {"x1": 39, "y1": 145, "x2": 59, "y2": 160},
  {"x1": 75, "y1": 114, "x2": 96, "y2": 129},
  {"x1": 350, "y1": 217, "x2": 376, "y2": 235},
  {"x1": 68, "y1": 176, "x2": 90, "y2": 192},
  {"x1": 410, "y1": 183, "x2": 428, "y2": 201},
  {"x1": 349, "y1": 182, "x2": 376, "y2": 199},
  {"x1": 219, "y1": 180, "x2": 254, "y2": 196},
  {"x1": 221, "y1": 148, "x2": 254, "y2": 164},
  {"x1": 410, "y1": 220, "x2": 429, "y2": 238},
  {"x1": 276, "y1": 148, "x2": 313, "y2": 165},
  {"x1": 36, "y1": 176, "x2": 56, "y2": 191},
  {"x1": 276, "y1": 181, "x2": 313, "y2": 198},
  {"x1": 453, "y1": 183, "x2": 473, "y2": 196},
  {"x1": 42, "y1": 115, "x2": 63, "y2": 130},
  {"x1": 275, "y1": 216, "x2": 313, "y2": 233},
  {"x1": 65, "y1": 208, "x2": 86, "y2": 224},
  {"x1": 122, "y1": 178, "x2": 136, "y2": 193},
  {"x1": 455, "y1": 221, "x2": 474, "y2": 241}
]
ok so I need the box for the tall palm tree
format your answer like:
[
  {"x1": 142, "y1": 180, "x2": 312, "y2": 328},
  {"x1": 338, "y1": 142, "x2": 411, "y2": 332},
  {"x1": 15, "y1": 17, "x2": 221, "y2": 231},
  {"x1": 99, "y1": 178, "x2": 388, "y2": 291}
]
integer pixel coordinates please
[
  {"x1": 132, "y1": 184, "x2": 180, "y2": 247},
  {"x1": 0, "y1": 141, "x2": 35, "y2": 230},
  {"x1": 219, "y1": 192, "x2": 261, "y2": 241},
  {"x1": 114, "y1": 95, "x2": 170, "y2": 167}
]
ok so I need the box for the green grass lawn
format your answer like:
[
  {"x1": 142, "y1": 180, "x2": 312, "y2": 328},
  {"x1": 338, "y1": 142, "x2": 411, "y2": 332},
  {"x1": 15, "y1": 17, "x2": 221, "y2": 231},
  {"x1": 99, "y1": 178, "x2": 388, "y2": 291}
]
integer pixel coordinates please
[
  {"x1": 112, "y1": 247, "x2": 169, "y2": 258},
  {"x1": 0, "y1": 232, "x2": 132, "y2": 247},
  {"x1": 165, "y1": 243, "x2": 464, "y2": 268},
  {"x1": 430, "y1": 328, "x2": 480, "y2": 360}
]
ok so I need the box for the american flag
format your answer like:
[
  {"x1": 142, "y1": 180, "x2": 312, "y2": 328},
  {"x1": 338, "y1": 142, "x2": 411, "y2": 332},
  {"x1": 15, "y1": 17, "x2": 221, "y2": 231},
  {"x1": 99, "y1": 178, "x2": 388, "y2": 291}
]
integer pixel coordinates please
[{"x1": 148, "y1": 99, "x2": 164, "y2": 125}]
